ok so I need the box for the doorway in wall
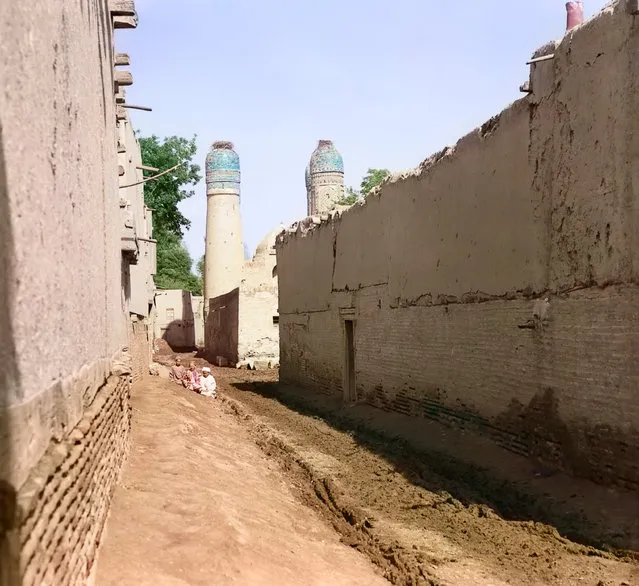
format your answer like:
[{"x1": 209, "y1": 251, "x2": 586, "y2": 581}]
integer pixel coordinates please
[{"x1": 343, "y1": 319, "x2": 356, "y2": 403}]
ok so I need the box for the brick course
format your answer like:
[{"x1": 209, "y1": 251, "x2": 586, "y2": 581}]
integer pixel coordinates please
[
  {"x1": 277, "y1": 4, "x2": 639, "y2": 494},
  {"x1": 280, "y1": 286, "x2": 639, "y2": 492},
  {"x1": 129, "y1": 319, "x2": 151, "y2": 383},
  {"x1": 3, "y1": 376, "x2": 130, "y2": 585}
]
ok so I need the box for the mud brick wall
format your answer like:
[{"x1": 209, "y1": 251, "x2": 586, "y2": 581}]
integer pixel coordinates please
[
  {"x1": 277, "y1": 2, "x2": 639, "y2": 493},
  {"x1": 130, "y1": 320, "x2": 150, "y2": 383},
  {"x1": 3, "y1": 376, "x2": 130, "y2": 586}
]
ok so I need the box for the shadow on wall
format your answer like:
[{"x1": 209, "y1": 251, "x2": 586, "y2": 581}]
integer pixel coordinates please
[
  {"x1": 230, "y1": 380, "x2": 639, "y2": 553},
  {"x1": 161, "y1": 319, "x2": 196, "y2": 352},
  {"x1": 159, "y1": 291, "x2": 196, "y2": 352},
  {"x1": 203, "y1": 288, "x2": 239, "y2": 365},
  {"x1": 0, "y1": 122, "x2": 20, "y2": 581}
]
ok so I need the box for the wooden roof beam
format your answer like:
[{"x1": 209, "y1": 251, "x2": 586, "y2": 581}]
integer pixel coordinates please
[
  {"x1": 109, "y1": 0, "x2": 136, "y2": 16},
  {"x1": 115, "y1": 53, "x2": 131, "y2": 66}
]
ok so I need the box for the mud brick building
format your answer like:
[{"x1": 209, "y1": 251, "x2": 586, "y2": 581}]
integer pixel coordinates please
[
  {"x1": 276, "y1": 1, "x2": 639, "y2": 493},
  {"x1": 0, "y1": 1, "x2": 156, "y2": 583}
]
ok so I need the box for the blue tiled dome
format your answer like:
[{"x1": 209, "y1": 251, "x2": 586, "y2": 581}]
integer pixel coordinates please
[
  {"x1": 309, "y1": 140, "x2": 344, "y2": 175},
  {"x1": 206, "y1": 141, "x2": 240, "y2": 172},
  {"x1": 206, "y1": 141, "x2": 240, "y2": 190},
  {"x1": 305, "y1": 163, "x2": 311, "y2": 191}
]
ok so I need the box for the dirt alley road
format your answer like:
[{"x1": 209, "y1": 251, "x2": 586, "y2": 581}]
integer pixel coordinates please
[
  {"x1": 95, "y1": 376, "x2": 389, "y2": 586},
  {"x1": 98, "y1": 358, "x2": 639, "y2": 586}
]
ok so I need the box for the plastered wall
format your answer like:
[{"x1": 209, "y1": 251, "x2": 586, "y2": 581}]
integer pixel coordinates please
[
  {"x1": 0, "y1": 0, "x2": 145, "y2": 582},
  {"x1": 277, "y1": 1, "x2": 639, "y2": 492},
  {"x1": 154, "y1": 290, "x2": 196, "y2": 350},
  {"x1": 237, "y1": 246, "x2": 280, "y2": 368}
]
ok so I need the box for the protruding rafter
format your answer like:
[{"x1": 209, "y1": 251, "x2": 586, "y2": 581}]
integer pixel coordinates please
[{"x1": 115, "y1": 53, "x2": 131, "y2": 66}]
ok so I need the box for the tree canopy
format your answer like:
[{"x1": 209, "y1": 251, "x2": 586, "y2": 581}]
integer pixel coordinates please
[
  {"x1": 139, "y1": 134, "x2": 203, "y2": 295},
  {"x1": 336, "y1": 168, "x2": 390, "y2": 206}
]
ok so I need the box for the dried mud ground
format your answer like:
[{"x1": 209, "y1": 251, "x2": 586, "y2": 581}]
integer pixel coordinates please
[{"x1": 158, "y1": 355, "x2": 638, "y2": 585}]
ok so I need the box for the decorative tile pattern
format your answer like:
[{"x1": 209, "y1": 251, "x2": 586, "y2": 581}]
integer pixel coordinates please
[
  {"x1": 309, "y1": 140, "x2": 344, "y2": 174},
  {"x1": 307, "y1": 140, "x2": 344, "y2": 215},
  {"x1": 206, "y1": 142, "x2": 240, "y2": 192}
]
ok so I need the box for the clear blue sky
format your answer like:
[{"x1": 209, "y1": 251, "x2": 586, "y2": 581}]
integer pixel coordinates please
[{"x1": 117, "y1": 0, "x2": 608, "y2": 264}]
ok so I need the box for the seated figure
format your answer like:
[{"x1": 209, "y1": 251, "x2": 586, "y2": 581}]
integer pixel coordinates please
[
  {"x1": 200, "y1": 367, "x2": 217, "y2": 398},
  {"x1": 168, "y1": 357, "x2": 186, "y2": 384},
  {"x1": 184, "y1": 361, "x2": 202, "y2": 393}
]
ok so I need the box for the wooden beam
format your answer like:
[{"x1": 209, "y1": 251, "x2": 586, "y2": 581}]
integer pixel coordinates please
[
  {"x1": 115, "y1": 53, "x2": 130, "y2": 66},
  {"x1": 137, "y1": 164, "x2": 160, "y2": 172},
  {"x1": 114, "y1": 70, "x2": 133, "y2": 87},
  {"x1": 113, "y1": 15, "x2": 138, "y2": 29},
  {"x1": 123, "y1": 104, "x2": 152, "y2": 112},
  {"x1": 109, "y1": 0, "x2": 136, "y2": 16},
  {"x1": 526, "y1": 54, "x2": 555, "y2": 65}
]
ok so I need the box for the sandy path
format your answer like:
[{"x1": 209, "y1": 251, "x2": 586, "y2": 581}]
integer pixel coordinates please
[{"x1": 95, "y1": 378, "x2": 389, "y2": 586}]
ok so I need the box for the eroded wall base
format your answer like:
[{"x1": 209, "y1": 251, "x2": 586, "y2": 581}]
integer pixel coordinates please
[
  {"x1": 280, "y1": 285, "x2": 639, "y2": 493},
  {"x1": 2, "y1": 376, "x2": 130, "y2": 586}
]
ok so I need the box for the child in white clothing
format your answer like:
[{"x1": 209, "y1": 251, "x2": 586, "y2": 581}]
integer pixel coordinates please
[{"x1": 200, "y1": 367, "x2": 217, "y2": 398}]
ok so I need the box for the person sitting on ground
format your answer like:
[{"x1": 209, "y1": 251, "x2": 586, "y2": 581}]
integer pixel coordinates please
[
  {"x1": 184, "y1": 361, "x2": 202, "y2": 393},
  {"x1": 168, "y1": 357, "x2": 186, "y2": 384},
  {"x1": 200, "y1": 367, "x2": 217, "y2": 398}
]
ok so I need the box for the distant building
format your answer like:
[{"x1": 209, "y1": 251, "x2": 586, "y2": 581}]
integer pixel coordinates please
[{"x1": 203, "y1": 142, "x2": 281, "y2": 368}]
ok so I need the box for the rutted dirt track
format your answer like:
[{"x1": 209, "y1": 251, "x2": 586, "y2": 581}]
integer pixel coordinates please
[
  {"x1": 147, "y1": 353, "x2": 639, "y2": 585},
  {"x1": 210, "y1": 367, "x2": 638, "y2": 586}
]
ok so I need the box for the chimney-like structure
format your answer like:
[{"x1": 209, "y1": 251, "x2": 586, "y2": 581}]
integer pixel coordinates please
[
  {"x1": 203, "y1": 141, "x2": 244, "y2": 310},
  {"x1": 307, "y1": 140, "x2": 344, "y2": 215},
  {"x1": 566, "y1": 2, "x2": 584, "y2": 31}
]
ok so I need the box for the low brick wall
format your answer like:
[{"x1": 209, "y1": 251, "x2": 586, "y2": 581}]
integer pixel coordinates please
[
  {"x1": 280, "y1": 286, "x2": 639, "y2": 493},
  {"x1": 130, "y1": 320, "x2": 150, "y2": 384},
  {"x1": 4, "y1": 376, "x2": 130, "y2": 585}
]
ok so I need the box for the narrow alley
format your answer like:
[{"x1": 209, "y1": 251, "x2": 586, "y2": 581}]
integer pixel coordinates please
[
  {"x1": 95, "y1": 374, "x2": 388, "y2": 586},
  {"x1": 96, "y1": 358, "x2": 639, "y2": 586}
]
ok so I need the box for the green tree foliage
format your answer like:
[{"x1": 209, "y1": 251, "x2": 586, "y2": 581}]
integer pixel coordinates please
[
  {"x1": 138, "y1": 134, "x2": 202, "y2": 294},
  {"x1": 140, "y1": 135, "x2": 201, "y2": 237},
  {"x1": 336, "y1": 187, "x2": 361, "y2": 206},
  {"x1": 360, "y1": 168, "x2": 390, "y2": 196},
  {"x1": 335, "y1": 169, "x2": 390, "y2": 206},
  {"x1": 155, "y1": 233, "x2": 202, "y2": 295}
]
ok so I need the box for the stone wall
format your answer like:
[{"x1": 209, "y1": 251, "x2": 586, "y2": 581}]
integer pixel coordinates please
[
  {"x1": 0, "y1": 0, "x2": 146, "y2": 583},
  {"x1": 276, "y1": 1, "x2": 639, "y2": 492}
]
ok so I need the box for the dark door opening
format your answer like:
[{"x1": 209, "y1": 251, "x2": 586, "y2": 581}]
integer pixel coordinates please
[{"x1": 344, "y1": 319, "x2": 356, "y2": 402}]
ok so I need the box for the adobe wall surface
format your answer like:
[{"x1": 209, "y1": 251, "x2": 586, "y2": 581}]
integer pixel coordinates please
[
  {"x1": 0, "y1": 0, "x2": 143, "y2": 583},
  {"x1": 277, "y1": 1, "x2": 639, "y2": 491},
  {"x1": 4, "y1": 376, "x2": 130, "y2": 586},
  {"x1": 130, "y1": 320, "x2": 150, "y2": 384},
  {"x1": 154, "y1": 290, "x2": 196, "y2": 350},
  {"x1": 205, "y1": 289, "x2": 240, "y2": 365},
  {"x1": 0, "y1": 0, "x2": 125, "y2": 490},
  {"x1": 237, "y1": 253, "x2": 279, "y2": 368},
  {"x1": 120, "y1": 118, "x2": 156, "y2": 319}
]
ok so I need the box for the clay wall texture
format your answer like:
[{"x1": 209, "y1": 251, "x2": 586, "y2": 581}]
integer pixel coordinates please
[
  {"x1": 0, "y1": 0, "x2": 149, "y2": 583},
  {"x1": 130, "y1": 320, "x2": 151, "y2": 384},
  {"x1": 237, "y1": 243, "x2": 280, "y2": 368},
  {"x1": 277, "y1": 1, "x2": 639, "y2": 492},
  {"x1": 204, "y1": 229, "x2": 281, "y2": 368},
  {"x1": 5, "y1": 377, "x2": 130, "y2": 586},
  {"x1": 154, "y1": 289, "x2": 196, "y2": 350}
]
